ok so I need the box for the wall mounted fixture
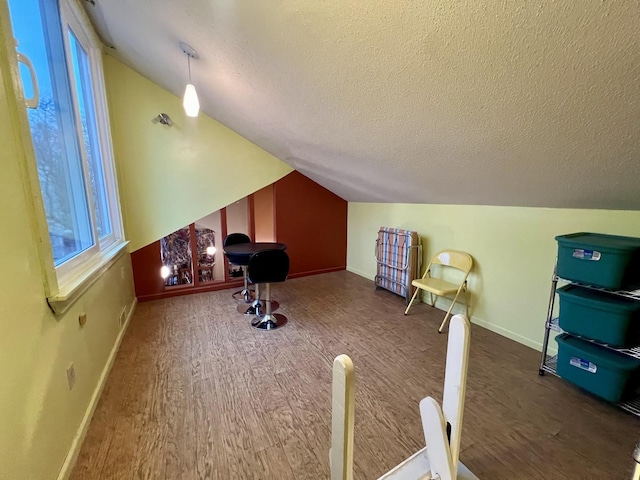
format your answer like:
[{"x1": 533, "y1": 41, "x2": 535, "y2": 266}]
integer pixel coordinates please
[
  {"x1": 180, "y1": 41, "x2": 200, "y2": 118},
  {"x1": 152, "y1": 113, "x2": 173, "y2": 126}
]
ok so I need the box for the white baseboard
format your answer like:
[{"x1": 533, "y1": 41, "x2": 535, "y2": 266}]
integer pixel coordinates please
[
  {"x1": 468, "y1": 316, "x2": 547, "y2": 352},
  {"x1": 57, "y1": 297, "x2": 138, "y2": 480},
  {"x1": 430, "y1": 296, "x2": 549, "y2": 353},
  {"x1": 347, "y1": 267, "x2": 553, "y2": 354},
  {"x1": 346, "y1": 265, "x2": 375, "y2": 281}
]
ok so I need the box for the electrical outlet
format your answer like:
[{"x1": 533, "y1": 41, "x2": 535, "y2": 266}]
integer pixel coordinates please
[
  {"x1": 119, "y1": 306, "x2": 126, "y2": 329},
  {"x1": 66, "y1": 363, "x2": 76, "y2": 390},
  {"x1": 120, "y1": 265, "x2": 125, "y2": 280}
]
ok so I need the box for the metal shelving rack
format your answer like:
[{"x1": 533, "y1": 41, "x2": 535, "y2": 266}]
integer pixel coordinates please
[{"x1": 538, "y1": 259, "x2": 640, "y2": 417}]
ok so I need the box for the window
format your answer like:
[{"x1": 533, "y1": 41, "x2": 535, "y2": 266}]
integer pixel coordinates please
[{"x1": 8, "y1": 0, "x2": 122, "y2": 284}]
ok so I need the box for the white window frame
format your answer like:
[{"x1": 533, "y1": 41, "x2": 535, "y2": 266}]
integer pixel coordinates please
[
  {"x1": 53, "y1": 0, "x2": 122, "y2": 281},
  {"x1": 6, "y1": 0, "x2": 126, "y2": 312}
]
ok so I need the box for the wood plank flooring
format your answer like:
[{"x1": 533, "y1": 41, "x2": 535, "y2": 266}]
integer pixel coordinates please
[{"x1": 71, "y1": 271, "x2": 639, "y2": 479}]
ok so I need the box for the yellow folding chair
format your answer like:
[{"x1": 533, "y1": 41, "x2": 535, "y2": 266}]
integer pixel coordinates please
[{"x1": 404, "y1": 250, "x2": 473, "y2": 333}]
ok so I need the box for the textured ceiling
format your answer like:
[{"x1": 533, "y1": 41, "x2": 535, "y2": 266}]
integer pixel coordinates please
[{"x1": 84, "y1": 1, "x2": 640, "y2": 209}]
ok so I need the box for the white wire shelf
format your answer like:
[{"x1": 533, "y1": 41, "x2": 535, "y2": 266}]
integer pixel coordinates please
[
  {"x1": 540, "y1": 261, "x2": 640, "y2": 419},
  {"x1": 541, "y1": 354, "x2": 559, "y2": 377},
  {"x1": 541, "y1": 354, "x2": 640, "y2": 416},
  {"x1": 547, "y1": 317, "x2": 562, "y2": 332},
  {"x1": 556, "y1": 277, "x2": 640, "y2": 301},
  {"x1": 547, "y1": 317, "x2": 640, "y2": 359},
  {"x1": 618, "y1": 396, "x2": 640, "y2": 416}
]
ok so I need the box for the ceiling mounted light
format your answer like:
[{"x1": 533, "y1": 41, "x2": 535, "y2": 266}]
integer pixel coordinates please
[{"x1": 180, "y1": 42, "x2": 200, "y2": 117}]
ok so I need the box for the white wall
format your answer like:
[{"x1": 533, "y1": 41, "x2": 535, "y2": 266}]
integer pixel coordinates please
[
  {"x1": 226, "y1": 197, "x2": 250, "y2": 237},
  {"x1": 104, "y1": 55, "x2": 292, "y2": 251},
  {"x1": 0, "y1": 6, "x2": 136, "y2": 477},
  {"x1": 348, "y1": 203, "x2": 640, "y2": 351}
]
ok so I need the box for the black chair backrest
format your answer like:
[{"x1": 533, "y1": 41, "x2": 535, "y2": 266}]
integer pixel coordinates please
[
  {"x1": 248, "y1": 250, "x2": 290, "y2": 284},
  {"x1": 223, "y1": 233, "x2": 251, "y2": 247}
]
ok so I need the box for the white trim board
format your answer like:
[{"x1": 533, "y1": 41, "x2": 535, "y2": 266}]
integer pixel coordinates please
[
  {"x1": 56, "y1": 297, "x2": 138, "y2": 480},
  {"x1": 347, "y1": 267, "x2": 550, "y2": 354},
  {"x1": 346, "y1": 265, "x2": 374, "y2": 280}
]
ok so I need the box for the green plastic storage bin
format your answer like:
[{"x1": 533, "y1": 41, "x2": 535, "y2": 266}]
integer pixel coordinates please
[
  {"x1": 556, "y1": 232, "x2": 640, "y2": 290},
  {"x1": 557, "y1": 285, "x2": 640, "y2": 347},
  {"x1": 556, "y1": 334, "x2": 640, "y2": 403}
]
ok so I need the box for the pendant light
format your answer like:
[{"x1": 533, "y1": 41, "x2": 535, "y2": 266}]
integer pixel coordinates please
[{"x1": 180, "y1": 42, "x2": 200, "y2": 117}]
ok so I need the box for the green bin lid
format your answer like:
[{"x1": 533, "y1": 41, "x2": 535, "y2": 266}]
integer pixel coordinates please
[
  {"x1": 556, "y1": 334, "x2": 640, "y2": 371},
  {"x1": 555, "y1": 232, "x2": 640, "y2": 252}
]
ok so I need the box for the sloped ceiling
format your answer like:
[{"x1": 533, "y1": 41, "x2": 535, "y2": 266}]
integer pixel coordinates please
[{"x1": 83, "y1": 1, "x2": 640, "y2": 210}]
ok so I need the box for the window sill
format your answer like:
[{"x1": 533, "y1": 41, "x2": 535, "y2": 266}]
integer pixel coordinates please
[{"x1": 47, "y1": 241, "x2": 129, "y2": 316}]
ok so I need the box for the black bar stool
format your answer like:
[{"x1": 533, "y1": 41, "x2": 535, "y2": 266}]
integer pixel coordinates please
[
  {"x1": 223, "y1": 233, "x2": 253, "y2": 302},
  {"x1": 247, "y1": 249, "x2": 289, "y2": 330}
]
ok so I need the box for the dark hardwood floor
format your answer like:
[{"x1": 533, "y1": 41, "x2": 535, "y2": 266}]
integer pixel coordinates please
[{"x1": 70, "y1": 271, "x2": 639, "y2": 479}]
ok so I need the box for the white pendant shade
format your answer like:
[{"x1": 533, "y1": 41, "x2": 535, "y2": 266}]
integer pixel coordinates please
[{"x1": 183, "y1": 83, "x2": 200, "y2": 117}]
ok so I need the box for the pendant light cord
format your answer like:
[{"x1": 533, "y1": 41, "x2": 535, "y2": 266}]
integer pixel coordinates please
[{"x1": 187, "y1": 54, "x2": 192, "y2": 83}]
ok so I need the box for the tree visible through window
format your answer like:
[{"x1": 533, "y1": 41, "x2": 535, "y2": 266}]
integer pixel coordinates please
[{"x1": 8, "y1": 0, "x2": 121, "y2": 275}]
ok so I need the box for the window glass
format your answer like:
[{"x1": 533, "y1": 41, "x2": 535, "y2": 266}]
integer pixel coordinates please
[
  {"x1": 67, "y1": 29, "x2": 112, "y2": 239},
  {"x1": 8, "y1": 0, "x2": 94, "y2": 265}
]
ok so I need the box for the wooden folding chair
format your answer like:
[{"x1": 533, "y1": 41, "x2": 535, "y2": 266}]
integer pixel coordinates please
[
  {"x1": 404, "y1": 250, "x2": 473, "y2": 333},
  {"x1": 330, "y1": 314, "x2": 478, "y2": 480}
]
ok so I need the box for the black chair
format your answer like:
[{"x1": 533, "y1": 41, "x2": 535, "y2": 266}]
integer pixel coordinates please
[
  {"x1": 223, "y1": 233, "x2": 253, "y2": 302},
  {"x1": 247, "y1": 249, "x2": 290, "y2": 330}
]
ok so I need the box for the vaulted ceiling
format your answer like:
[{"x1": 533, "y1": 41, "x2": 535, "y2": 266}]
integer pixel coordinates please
[{"x1": 84, "y1": 1, "x2": 640, "y2": 210}]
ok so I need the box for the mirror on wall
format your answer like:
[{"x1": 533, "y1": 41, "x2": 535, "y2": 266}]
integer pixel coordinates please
[
  {"x1": 225, "y1": 197, "x2": 250, "y2": 279},
  {"x1": 160, "y1": 226, "x2": 193, "y2": 286},
  {"x1": 160, "y1": 224, "x2": 221, "y2": 287},
  {"x1": 158, "y1": 196, "x2": 252, "y2": 289},
  {"x1": 195, "y1": 227, "x2": 216, "y2": 284}
]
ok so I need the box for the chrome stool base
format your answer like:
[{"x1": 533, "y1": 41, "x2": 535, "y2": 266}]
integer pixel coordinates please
[
  {"x1": 231, "y1": 266, "x2": 253, "y2": 303},
  {"x1": 251, "y1": 313, "x2": 287, "y2": 330},
  {"x1": 237, "y1": 300, "x2": 279, "y2": 316},
  {"x1": 232, "y1": 288, "x2": 255, "y2": 303}
]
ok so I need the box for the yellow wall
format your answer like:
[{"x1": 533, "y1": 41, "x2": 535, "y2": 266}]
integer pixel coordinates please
[
  {"x1": 0, "y1": 38, "x2": 293, "y2": 479},
  {"x1": 0, "y1": 8, "x2": 136, "y2": 479},
  {"x1": 347, "y1": 203, "x2": 640, "y2": 350},
  {"x1": 103, "y1": 55, "x2": 292, "y2": 251}
]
